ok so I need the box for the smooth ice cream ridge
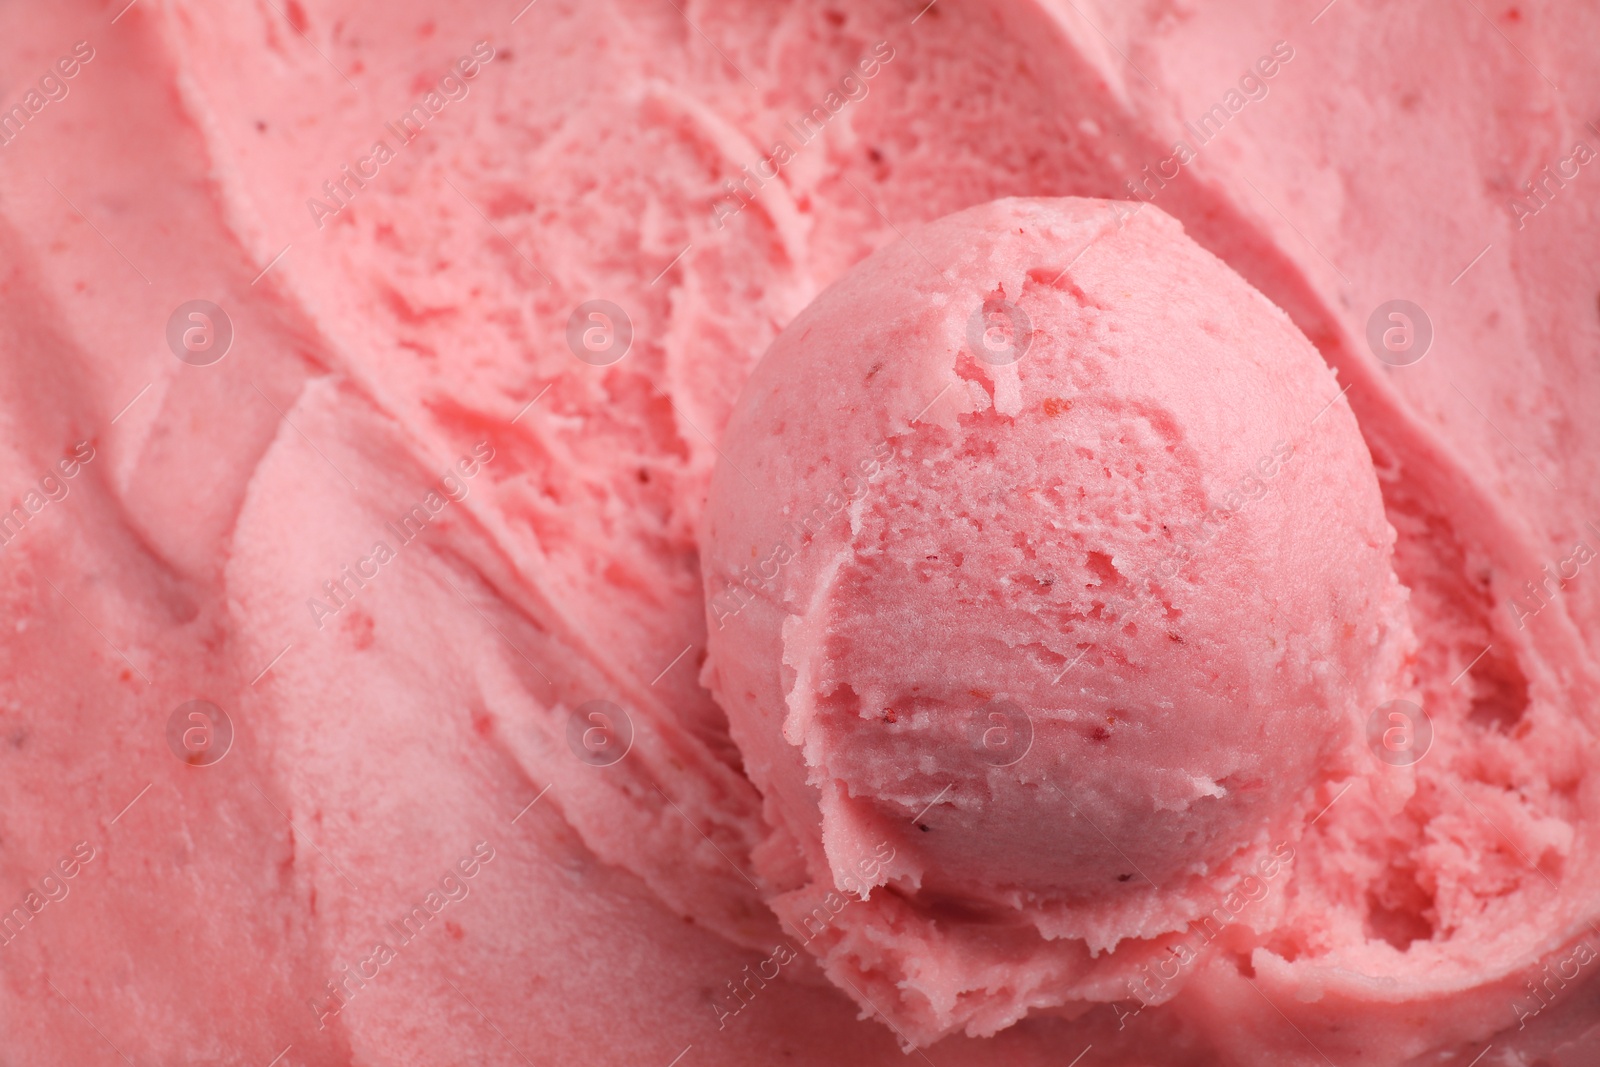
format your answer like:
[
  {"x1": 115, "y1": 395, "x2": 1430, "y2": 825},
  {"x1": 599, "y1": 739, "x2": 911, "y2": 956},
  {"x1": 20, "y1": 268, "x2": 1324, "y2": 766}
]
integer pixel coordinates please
[{"x1": 702, "y1": 197, "x2": 1415, "y2": 1043}]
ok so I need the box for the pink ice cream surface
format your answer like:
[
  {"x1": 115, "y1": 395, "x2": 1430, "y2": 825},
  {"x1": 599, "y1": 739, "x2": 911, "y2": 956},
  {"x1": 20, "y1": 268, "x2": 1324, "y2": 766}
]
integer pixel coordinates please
[
  {"x1": 3, "y1": 0, "x2": 1600, "y2": 1064},
  {"x1": 701, "y1": 196, "x2": 1414, "y2": 1043}
]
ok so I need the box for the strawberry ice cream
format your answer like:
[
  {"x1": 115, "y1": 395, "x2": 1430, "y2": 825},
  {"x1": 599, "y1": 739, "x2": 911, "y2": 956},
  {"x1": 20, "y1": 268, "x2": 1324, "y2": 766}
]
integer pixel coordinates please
[
  {"x1": 701, "y1": 195, "x2": 1417, "y2": 1045},
  {"x1": 0, "y1": 0, "x2": 1597, "y2": 1065}
]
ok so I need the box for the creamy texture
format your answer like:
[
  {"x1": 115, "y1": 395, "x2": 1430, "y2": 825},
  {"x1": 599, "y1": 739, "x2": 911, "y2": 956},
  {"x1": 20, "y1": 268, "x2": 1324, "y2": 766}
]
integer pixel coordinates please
[
  {"x1": 0, "y1": 0, "x2": 1596, "y2": 1065},
  {"x1": 702, "y1": 196, "x2": 1416, "y2": 1044}
]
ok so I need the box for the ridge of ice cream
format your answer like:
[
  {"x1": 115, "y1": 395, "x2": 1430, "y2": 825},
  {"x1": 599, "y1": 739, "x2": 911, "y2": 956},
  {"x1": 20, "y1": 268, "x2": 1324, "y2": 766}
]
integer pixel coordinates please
[{"x1": 700, "y1": 196, "x2": 1416, "y2": 1043}]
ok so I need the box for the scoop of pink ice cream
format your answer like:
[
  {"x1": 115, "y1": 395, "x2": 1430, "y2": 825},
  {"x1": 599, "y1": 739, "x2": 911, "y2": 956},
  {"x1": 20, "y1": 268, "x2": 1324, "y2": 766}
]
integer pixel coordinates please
[{"x1": 700, "y1": 196, "x2": 1416, "y2": 1043}]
